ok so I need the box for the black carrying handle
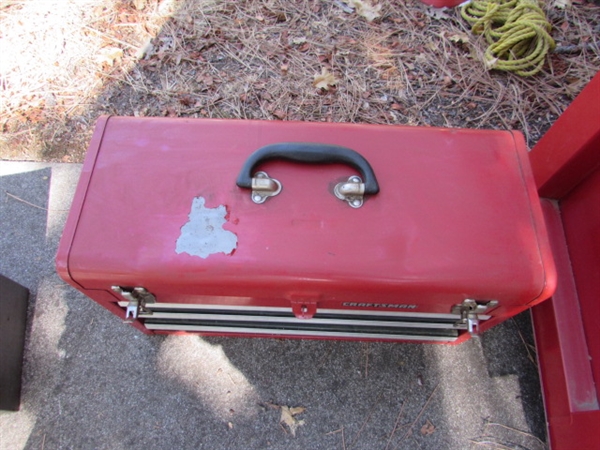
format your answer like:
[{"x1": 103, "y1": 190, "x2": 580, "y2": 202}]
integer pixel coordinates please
[{"x1": 236, "y1": 142, "x2": 380, "y2": 194}]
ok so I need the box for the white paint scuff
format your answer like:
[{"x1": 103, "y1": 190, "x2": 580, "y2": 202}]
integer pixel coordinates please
[{"x1": 176, "y1": 197, "x2": 237, "y2": 258}]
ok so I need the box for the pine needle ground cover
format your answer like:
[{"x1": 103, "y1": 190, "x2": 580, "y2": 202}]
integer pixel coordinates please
[{"x1": 1, "y1": 0, "x2": 598, "y2": 162}]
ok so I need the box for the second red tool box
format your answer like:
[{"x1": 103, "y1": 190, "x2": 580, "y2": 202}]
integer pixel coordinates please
[{"x1": 56, "y1": 117, "x2": 555, "y2": 344}]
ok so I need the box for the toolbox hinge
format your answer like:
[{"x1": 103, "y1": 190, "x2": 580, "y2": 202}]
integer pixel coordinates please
[
  {"x1": 451, "y1": 299, "x2": 499, "y2": 335},
  {"x1": 111, "y1": 286, "x2": 155, "y2": 323}
]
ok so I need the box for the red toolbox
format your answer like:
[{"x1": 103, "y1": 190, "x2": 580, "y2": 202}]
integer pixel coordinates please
[{"x1": 56, "y1": 117, "x2": 555, "y2": 344}]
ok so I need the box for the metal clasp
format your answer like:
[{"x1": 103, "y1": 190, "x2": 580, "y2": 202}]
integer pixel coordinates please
[
  {"x1": 112, "y1": 286, "x2": 156, "y2": 323},
  {"x1": 334, "y1": 176, "x2": 365, "y2": 208},
  {"x1": 250, "y1": 171, "x2": 282, "y2": 204},
  {"x1": 451, "y1": 299, "x2": 499, "y2": 335}
]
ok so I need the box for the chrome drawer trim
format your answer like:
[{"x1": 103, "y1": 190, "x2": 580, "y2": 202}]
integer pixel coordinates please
[
  {"x1": 118, "y1": 301, "x2": 490, "y2": 321},
  {"x1": 144, "y1": 323, "x2": 459, "y2": 342},
  {"x1": 142, "y1": 311, "x2": 467, "y2": 329}
]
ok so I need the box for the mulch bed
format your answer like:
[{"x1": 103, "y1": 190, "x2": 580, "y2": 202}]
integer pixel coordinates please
[{"x1": 1, "y1": 0, "x2": 598, "y2": 162}]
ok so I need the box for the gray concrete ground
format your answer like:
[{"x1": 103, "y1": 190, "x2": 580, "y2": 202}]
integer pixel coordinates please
[{"x1": 0, "y1": 161, "x2": 547, "y2": 450}]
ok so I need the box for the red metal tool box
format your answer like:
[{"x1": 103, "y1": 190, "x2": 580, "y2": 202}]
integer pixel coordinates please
[{"x1": 56, "y1": 117, "x2": 555, "y2": 344}]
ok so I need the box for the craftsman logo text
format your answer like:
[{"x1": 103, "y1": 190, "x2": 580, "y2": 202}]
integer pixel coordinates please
[{"x1": 342, "y1": 302, "x2": 417, "y2": 309}]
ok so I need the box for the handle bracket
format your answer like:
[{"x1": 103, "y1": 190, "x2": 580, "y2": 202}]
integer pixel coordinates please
[
  {"x1": 250, "y1": 171, "x2": 282, "y2": 204},
  {"x1": 334, "y1": 176, "x2": 365, "y2": 208}
]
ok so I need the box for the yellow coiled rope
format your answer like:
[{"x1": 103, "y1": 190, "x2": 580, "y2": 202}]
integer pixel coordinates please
[{"x1": 461, "y1": 0, "x2": 556, "y2": 76}]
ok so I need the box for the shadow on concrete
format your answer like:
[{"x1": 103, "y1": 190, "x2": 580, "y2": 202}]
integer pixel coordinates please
[
  {"x1": 0, "y1": 167, "x2": 52, "y2": 292},
  {"x1": 480, "y1": 311, "x2": 547, "y2": 442}
]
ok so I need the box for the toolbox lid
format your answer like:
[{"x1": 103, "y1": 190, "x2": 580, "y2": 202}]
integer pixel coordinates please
[{"x1": 57, "y1": 117, "x2": 555, "y2": 310}]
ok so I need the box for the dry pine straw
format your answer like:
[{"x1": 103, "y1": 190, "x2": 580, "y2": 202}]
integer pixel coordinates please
[{"x1": 0, "y1": 0, "x2": 598, "y2": 162}]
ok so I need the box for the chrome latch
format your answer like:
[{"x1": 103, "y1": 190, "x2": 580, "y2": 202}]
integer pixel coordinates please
[
  {"x1": 111, "y1": 286, "x2": 155, "y2": 322},
  {"x1": 451, "y1": 299, "x2": 499, "y2": 334},
  {"x1": 250, "y1": 171, "x2": 282, "y2": 204},
  {"x1": 334, "y1": 176, "x2": 365, "y2": 208}
]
